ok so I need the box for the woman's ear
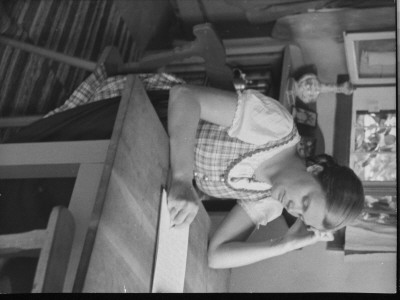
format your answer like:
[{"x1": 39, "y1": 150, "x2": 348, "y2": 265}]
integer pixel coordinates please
[{"x1": 306, "y1": 164, "x2": 324, "y2": 175}]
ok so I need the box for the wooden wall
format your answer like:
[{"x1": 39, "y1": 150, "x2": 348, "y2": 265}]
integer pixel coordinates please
[{"x1": 0, "y1": 0, "x2": 139, "y2": 141}]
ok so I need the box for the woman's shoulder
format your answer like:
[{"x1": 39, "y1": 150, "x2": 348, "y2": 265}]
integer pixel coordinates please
[
  {"x1": 242, "y1": 89, "x2": 292, "y2": 120},
  {"x1": 228, "y1": 89, "x2": 296, "y2": 146}
]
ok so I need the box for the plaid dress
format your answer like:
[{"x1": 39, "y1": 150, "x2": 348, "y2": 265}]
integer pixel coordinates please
[
  {"x1": 45, "y1": 66, "x2": 299, "y2": 226},
  {"x1": 194, "y1": 119, "x2": 300, "y2": 202},
  {"x1": 46, "y1": 68, "x2": 299, "y2": 201}
]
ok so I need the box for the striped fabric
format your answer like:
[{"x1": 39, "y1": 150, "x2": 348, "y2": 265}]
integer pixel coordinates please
[{"x1": 0, "y1": 0, "x2": 139, "y2": 141}]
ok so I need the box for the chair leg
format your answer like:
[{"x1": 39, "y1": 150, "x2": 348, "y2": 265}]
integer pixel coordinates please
[
  {"x1": 62, "y1": 163, "x2": 104, "y2": 292},
  {"x1": 32, "y1": 206, "x2": 75, "y2": 293},
  {"x1": 0, "y1": 230, "x2": 46, "y2": 258}
]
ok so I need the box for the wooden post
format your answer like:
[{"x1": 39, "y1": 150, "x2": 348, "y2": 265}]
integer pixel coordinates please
[{"x1": 0, "y1": 35, "x2": 96, "y2": 71}]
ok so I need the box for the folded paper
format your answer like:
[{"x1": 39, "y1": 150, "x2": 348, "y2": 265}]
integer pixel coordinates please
[{"x1": 151, "y1": 189, "x2": 189, "y2": 293}]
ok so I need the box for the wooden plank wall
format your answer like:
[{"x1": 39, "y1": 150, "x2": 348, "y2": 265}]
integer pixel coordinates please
[{"x1": 0, "y1": 0, "x2": 139, "y2": 141}]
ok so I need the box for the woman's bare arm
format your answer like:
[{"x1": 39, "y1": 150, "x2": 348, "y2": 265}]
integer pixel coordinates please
[
  {"x1": 208, "y1": 205, "x2": 335, "y2": 269},
  {"x1": 167, "y1": 84, "x2": 238, "y2": 227},
  {"x1": 208, "y1": 205, "x2": 288, "y2": 268}
]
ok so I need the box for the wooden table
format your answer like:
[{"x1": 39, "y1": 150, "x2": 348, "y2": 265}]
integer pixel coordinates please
[{"x1": 71, "y1": 75, "x2": 230, "y2": 292}]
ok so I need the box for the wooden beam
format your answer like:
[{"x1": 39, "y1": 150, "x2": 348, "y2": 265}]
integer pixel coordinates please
[
  {"x1": 0, "y1": 35, "x2": 96, "y2": 71},
  {"x1": 63, "y1": 163, "x2": 105, "y2": 292},
  {"x1": 32, "y1": 206, "x2": 75, "y2": 293},
  {"x1": 0, "y1": 115, "x2": 44, "y2": 128},
  {"x1": 0, "y1": 164, "x2": 80, "y2": 179},
  {"x1": 0, "y1": 230, "x2": 45, "y2": 257},
  {"x1": 0, "y1": 140, "x2": 109, "y2": 166}
]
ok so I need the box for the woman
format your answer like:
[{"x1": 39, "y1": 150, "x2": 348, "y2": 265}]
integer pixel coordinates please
[
  {"x1": 166, "y1": 84, "x2": 364, "y2": 269},
  {"x1": 2, "y1": 65, "x2": 364, "y2": 279}
]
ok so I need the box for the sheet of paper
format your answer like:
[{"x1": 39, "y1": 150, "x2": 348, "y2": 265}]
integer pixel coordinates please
[{"x1": 151, "y1": 189, "x2": 189, "y2": 293}]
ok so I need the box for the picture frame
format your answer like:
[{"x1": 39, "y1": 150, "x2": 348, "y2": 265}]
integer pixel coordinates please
[
  {"x1": 292, "y1": 106, "x2": 317, "y2": 127},
  {"x1": 343, "y1": 31, "x2": 396, "y2": 85}
]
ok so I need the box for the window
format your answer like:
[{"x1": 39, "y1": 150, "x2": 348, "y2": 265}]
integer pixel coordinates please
[
  {"x1": 350, "y1": 110, "x2": 396, "y2": 181},
  {"x1": 349, "y1": 86, "x2": 396, "y2": 184}
]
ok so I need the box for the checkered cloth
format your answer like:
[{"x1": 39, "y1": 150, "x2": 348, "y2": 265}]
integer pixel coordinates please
[
  {"x1": 194, "y1": 120, "x2": 299, "y2": 201},
  {"x1": 44, "y1": 64, "x2": 185, "y2": 118},
  {"x1": 139, "y1": 73, "x2": 185, "y2": 90}
]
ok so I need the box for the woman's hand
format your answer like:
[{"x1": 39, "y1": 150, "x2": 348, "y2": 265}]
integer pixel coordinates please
[
  {"x1": 284, "y1": 218, "x2": 334, "y2": 251},
  {"x1": 167, "y1": 85, "x2": 237, "y2": 228},
  {"x1": 167, "y1": 179, "x2": 200, "y2": 228}
]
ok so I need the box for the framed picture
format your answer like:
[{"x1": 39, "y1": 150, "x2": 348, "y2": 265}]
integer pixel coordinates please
[
  {"x1": 343, "y1": 31, "x2": 396, "y2": 85},
  {"x1": 292, "y1": 106, "x2": 317, "y2": 127}
]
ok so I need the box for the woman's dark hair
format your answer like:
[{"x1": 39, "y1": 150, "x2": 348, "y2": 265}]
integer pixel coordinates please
[{"x1": 306, "y1": 154, "x2": 365, "y2": 231}]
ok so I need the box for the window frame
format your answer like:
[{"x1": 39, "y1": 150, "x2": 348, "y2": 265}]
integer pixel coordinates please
[{"x1": 343, "y1": 30, "x2": 396, "y2": 85}]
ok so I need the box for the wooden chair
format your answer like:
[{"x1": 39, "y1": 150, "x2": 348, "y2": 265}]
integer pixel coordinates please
[{"x1": 0, "y1": 206, "x2": 75, "y2": 293}]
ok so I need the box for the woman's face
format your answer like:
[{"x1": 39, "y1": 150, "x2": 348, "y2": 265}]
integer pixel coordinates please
[{"x1": 271, "y1": 170, "x2": 327, "y2": 230}]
